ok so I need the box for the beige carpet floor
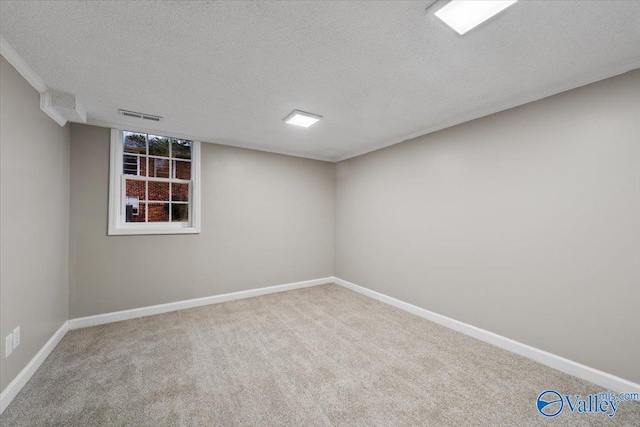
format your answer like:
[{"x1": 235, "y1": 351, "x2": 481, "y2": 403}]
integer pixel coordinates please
[{"x1": 1, "y1": 284, "x2": 638, "y2": 426}]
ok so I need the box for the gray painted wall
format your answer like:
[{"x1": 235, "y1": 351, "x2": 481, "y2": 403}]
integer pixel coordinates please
[
  {"x1": 69, "y1": 124, "x2": 335, "y2": 318},
  {"x1": 335, "y1": 70, "x2": 640, "y2": 383},
  {"x1": 2, "y1": 51, "x2": 637, "y2": 394},
  {"x1": 0, "y1": 56, "x2": 70, "y2": 391}
]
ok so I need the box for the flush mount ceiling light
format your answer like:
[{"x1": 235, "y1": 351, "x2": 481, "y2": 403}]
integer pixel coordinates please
[
  {"x1": 435, "y1": 0, "x2": 518, "y2": 35},
  {"x1": 284, "y1": 110, "x2": 322, "y2": 128}
]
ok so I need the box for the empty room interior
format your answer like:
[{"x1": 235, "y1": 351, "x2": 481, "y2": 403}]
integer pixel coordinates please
[{"x1": 1, "y1": 1, "x2": 639, "y2": 425}]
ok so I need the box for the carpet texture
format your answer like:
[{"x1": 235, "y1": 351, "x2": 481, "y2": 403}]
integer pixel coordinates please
[{"x1": 1, "y1": 284, "x2": 638, "y2": 426}]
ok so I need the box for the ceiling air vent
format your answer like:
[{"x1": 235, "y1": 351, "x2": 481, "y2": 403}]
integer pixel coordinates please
[{"x1": 119, "y1": 109, "x2": 163, "y2": 122}]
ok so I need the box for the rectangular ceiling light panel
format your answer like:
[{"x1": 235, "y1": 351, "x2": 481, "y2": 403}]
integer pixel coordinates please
[
  {"x1": 284, "y1": 110, "x2": 322, "y2": 128},
  {"x1": 435, "y1": 0, "x2": 517, "y2": 35}
]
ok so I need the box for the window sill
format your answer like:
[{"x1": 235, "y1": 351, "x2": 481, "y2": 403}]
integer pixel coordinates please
[{"x1": 108, "y1": 226, "x2": 200, "y2": 236}]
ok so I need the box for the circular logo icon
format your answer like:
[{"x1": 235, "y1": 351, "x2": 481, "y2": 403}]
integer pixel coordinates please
[{"x1": 537, "y1": 390, "x2": 564, "y2": 417}]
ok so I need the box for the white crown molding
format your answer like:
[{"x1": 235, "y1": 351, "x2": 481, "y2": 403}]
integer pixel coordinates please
[
  {"x1": 334, "y1": 57, "x2": 640, "y2": 162},
  {"x1": 90, "y1": 119, "x2": 334, "y2": 162},
  {"x1": 68, "y1": 277, "x2": 334, "y2": 330},
  {"x1": 332, "y1": 277, "x2": 640, "y2": 394},
  {"x1": 85, "y1": 119, "x2": 335, "y2": 163},
  {"x1": 3, "y1": 33, "x2": 638, "y2": 162},
  {"x1": 1, "y1": 34, "x2": 68, "y2": 126},
  {"x1": 0, "y1": 321, "x2": 69, "y2": 415},
  {"x1": 0, "y1": 34, "x2": 47, "y2": 93}
]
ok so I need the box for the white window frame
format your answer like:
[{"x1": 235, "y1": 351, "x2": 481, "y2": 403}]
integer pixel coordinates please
[{"x1": 108, "y1": 128, "x2": 201, "y2": 235}]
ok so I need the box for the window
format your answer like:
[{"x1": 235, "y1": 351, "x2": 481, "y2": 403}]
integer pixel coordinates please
[{"x1": 108, "y1": 129, "x2": 201, "y2": 235}]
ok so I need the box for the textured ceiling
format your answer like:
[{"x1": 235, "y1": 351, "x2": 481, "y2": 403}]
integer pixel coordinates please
[{"x1": 1, "y1": 1, "x2": 639, "y2": 162}]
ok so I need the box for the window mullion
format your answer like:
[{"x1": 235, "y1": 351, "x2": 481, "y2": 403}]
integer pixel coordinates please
[
  {"x1": 145, "y1": 134, "x2": 149, "y2": 223},
  {"x1": 169, "y1": 138, "x2": 172, "y2": 222},
  {"x1": 125, "y1": 176, "x2": 186, "y2": 183},
  {"x1": 121, "y1": 176, "x2": 126, "y2": 224}
]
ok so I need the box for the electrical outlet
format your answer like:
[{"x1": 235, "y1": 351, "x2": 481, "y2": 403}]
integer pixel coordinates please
[
  {"x1": 13, "y1": 326, "x2": 20, "y2": 348},
  {"x1": 4, "y1": 333, "x2": 12, "y2": 358}
]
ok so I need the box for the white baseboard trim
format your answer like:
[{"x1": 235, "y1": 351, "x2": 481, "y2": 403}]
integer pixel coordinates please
[
  {"x1": 1, "y1": 278, "x2": 333, "y2": 415},
  {"x1": 0, "y1": 321, "x2": 69, "y2": 414},
  {"x1": 5, "y1": 277, "x2": 635, "y2": 416},
  {"x1": 69, "y1": 277, "x2": 334, "y2": 330},
  {"x1": 332, "y1": 277, "x2": 640, "y2": 395}
]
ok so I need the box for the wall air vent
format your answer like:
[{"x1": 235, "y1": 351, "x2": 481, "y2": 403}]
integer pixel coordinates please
[{"x1": 119, "y1": 109, "x2": 163, "y2": 122}]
